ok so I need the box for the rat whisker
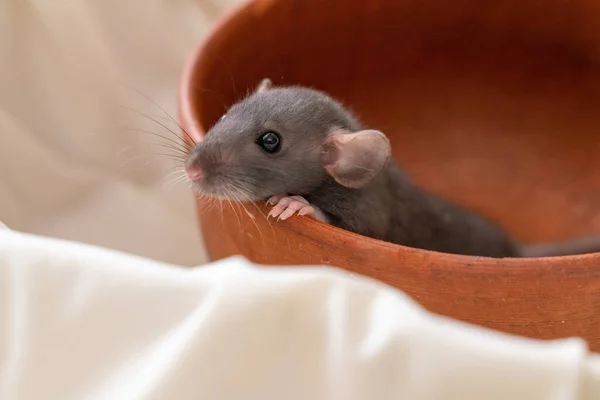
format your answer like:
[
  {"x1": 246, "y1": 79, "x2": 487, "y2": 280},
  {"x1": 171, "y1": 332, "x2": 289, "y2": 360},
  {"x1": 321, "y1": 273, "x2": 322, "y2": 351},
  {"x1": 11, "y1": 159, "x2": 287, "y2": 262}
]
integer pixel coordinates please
[
  {"x1": 212, "y1": 197, "x2": 222, "y2": 217},
  {"x1": 164, "y1": 167, "x2": 187, "y2": 180},
  {"x1": 195, "y1": 193, "x2": 217, "y2": 214},
  {"x1": 245, "y1": 195, "x2": 272, "y2": 228},
  {"x1": 152, "y1": 153, "x2": 187, "y2": 162},
  {"x1": 223, "y1": 187, "x2": 243, "y2": 231},
  {"x1": 121, "y1": 106, "x2": 189, "y2": 144},
  {"x1": 164, "y1": 177, "x2": 183, "y2": 190},
  {"x1": 150, "y1": 150, "x2": 187, "y2": 159},
  {"x1": 165, "y1": 171, "x2": 187, "y2": 184},
  {"x1": 124, "y1": 86, "x2": 197, "y2": 146},
  {"x1": 149, "y1": 142, "x2": 190, "y2": 157},
  {"x1": 196, "y1": 197, "x2": 208, "y2": 213},
  {"x1": 163, "y1": 165, "x2": 189, "y2": 178},
  {"x1": 171, "y1": 176, "x2": 190, "y2": 190},
  {"x1": 164, "y1": 171, "x2": 189, "y2": 190},
  {"x1": 152, "y1": 148, "x2": 188, "y2": 162},
  {"x1": 126, "y1": 128, "x2": 191, "y2": 153},
  {"x1": 234, "y1": 189, "x2": 274, "y2": 242},
  {"x1": 164, "y1": 164, "x2": 192, "y2": 181},
  {"x1": 119, "y1": 153, "x2": 184, "y2": 168},
  {"x1": 194, "y1": 195, "x2": 209, "y2": 211},
  {"x1": 118, "y1": 153, "x2": 156, "y2": 167},
  {"x1": 228, "y1": 185, "x2": 265, "y2": 243},
  {"x1": 219, "y1": 196, "x2": 225, "y2": 225},
  {"x1": 213, "y1": 177, "x2": 226, "y2": 225}
]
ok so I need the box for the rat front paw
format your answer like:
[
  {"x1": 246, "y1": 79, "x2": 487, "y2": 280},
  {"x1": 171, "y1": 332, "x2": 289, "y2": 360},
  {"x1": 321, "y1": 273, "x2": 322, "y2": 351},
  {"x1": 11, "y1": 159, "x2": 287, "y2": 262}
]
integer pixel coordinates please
[{"x1": 266, "y1": 195, "x2": 316, "y2": 221}]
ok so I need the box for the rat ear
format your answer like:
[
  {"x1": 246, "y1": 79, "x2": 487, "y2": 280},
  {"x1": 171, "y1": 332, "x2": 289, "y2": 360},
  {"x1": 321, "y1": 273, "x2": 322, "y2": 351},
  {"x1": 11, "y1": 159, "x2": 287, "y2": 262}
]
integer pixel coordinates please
[
  {"x1": 256, "y1": 78, "x2": 272, "y2": 93},
  {"x1": 323, "y1": 129, "x2": 391, "y2": 188}
]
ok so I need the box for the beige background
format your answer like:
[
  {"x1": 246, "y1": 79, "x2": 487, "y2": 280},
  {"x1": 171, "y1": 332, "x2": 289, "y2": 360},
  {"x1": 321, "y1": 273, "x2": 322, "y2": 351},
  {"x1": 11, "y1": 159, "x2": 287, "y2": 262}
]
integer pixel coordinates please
[{"x1": 0, "y1": 0, "x2": 243, "y2": 266}]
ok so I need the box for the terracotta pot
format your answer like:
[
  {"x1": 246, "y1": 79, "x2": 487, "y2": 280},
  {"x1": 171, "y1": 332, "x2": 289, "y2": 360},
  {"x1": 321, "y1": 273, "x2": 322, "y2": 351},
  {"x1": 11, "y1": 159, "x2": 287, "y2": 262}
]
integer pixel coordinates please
[{"x1": 179, "y1": 0, "x2": 600, "y2": 349}]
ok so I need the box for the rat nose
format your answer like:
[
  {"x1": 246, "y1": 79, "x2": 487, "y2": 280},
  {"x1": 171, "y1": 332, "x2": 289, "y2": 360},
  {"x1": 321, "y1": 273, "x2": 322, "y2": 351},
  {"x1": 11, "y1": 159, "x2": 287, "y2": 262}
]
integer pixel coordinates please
[{"x1": 185, "y1": 164, "x2": 204, "y2": 182}]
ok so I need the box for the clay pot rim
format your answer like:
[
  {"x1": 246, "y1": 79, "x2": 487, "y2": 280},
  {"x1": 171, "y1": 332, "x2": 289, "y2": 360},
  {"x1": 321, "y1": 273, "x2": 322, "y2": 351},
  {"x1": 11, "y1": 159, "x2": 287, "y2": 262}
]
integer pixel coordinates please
[{"x1": 178, "y1": 0, "x2": 600, "y2": 267}]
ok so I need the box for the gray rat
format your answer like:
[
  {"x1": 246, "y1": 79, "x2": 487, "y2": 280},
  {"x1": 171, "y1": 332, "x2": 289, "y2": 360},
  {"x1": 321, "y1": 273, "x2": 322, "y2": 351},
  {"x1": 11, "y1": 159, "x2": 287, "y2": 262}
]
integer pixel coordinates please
[{"x1": 184, "y1": 78, "x2": 600, "y2": 258}]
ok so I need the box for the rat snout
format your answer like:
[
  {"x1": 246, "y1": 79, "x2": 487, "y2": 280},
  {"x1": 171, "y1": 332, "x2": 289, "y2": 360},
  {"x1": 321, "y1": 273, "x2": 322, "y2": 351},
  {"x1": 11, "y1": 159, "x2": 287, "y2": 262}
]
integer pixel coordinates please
[
  {"x1": 185, "y1": 163, "x2": 205, "y2": 182},
  {"x1": 185, "y1": 165, "x2": 204, "y2": 182},
  {"x1": 184, "y1": 140, "x2": 227, "y2": 189},
  {"x1": 184, "y1": 145, "x2": 211, "y2": 183}
]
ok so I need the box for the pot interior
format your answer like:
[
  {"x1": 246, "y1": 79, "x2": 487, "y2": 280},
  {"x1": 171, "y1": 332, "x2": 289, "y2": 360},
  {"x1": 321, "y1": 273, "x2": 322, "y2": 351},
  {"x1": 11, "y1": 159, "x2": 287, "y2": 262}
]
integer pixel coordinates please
[{"x1": 191, "y1": 0, "x2": 600, "y2": 244}]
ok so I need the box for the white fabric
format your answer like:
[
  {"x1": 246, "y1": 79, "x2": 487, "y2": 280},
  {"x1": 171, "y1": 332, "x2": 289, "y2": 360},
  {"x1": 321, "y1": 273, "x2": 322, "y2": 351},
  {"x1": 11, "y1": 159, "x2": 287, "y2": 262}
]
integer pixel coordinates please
[
  {"x1": 1, "y1": 227, "x2": 599, "y2": 400},
  {"x1": 0, "y1": 0, "x2": 241, "y2": 266}
]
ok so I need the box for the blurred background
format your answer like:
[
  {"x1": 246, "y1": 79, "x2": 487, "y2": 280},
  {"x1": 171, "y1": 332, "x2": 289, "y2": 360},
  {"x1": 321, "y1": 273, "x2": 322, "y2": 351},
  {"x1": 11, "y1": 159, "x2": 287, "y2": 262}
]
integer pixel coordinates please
[{"x1": 0, "y1": 0, "x2": 242, "y2": 265}]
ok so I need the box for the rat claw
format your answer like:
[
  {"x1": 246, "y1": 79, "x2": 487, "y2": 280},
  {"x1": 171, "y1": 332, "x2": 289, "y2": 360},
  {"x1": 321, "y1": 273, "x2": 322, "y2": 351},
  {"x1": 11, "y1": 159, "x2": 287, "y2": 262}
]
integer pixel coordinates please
[
  {"x1": 279, "y1": 207, "x2": 297, "y2": 220},
  {"x1": 298, "y1": 206, "x2": 315, "y2": 217},
  {"x1": 266, "y1": 195, "x2": 281, "y2": 206},
  {"x1": 267, "y1": 207, "x2": 280, "y2": 219},
  {"x1": 268, "y1": 203, "x2": 286, "y2": 219}
]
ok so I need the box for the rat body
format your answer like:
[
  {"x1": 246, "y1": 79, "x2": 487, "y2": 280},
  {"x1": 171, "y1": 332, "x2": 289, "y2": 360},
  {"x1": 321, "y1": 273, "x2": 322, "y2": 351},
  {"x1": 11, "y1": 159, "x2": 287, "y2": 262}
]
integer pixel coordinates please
[{"x1": 185, "y1": 79, "x2": 600, "y2": 258}]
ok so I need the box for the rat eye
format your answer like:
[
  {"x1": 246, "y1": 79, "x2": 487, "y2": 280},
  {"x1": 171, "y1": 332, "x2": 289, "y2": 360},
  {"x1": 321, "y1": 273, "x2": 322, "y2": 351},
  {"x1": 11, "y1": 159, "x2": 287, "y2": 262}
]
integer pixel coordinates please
[{"x1": 256, "y1": 131, "x2": 281, "y2": 153}]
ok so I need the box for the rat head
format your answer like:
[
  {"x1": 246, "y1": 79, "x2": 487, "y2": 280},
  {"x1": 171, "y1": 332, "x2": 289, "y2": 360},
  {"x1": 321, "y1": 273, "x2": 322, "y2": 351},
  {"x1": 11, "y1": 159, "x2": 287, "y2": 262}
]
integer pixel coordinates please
[{"x1": 184, "y1": 78, "x2": 391, "y2": 201}]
